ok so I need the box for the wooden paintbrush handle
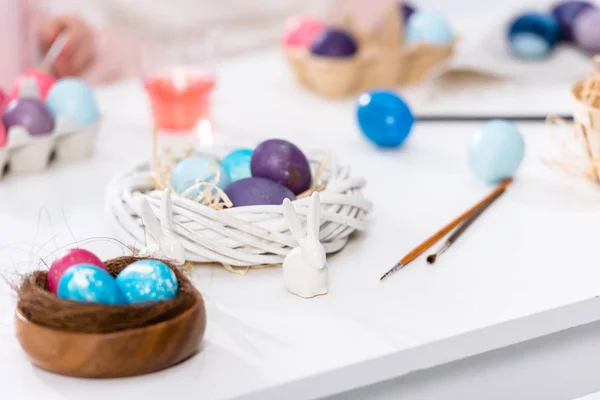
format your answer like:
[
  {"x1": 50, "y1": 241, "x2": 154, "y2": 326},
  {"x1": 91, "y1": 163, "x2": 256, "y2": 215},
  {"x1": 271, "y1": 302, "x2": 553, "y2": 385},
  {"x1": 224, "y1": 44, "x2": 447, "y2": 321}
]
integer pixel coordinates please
[{"x1": 400, "y1": 178, "x2": 513, "y2": 264}]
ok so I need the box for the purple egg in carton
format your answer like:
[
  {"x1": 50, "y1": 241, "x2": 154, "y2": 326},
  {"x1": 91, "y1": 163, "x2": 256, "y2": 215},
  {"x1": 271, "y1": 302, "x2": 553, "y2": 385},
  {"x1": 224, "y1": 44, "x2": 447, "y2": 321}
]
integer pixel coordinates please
[{"x1": 0, "y1": 76, "x2": 100, "y2": 178}]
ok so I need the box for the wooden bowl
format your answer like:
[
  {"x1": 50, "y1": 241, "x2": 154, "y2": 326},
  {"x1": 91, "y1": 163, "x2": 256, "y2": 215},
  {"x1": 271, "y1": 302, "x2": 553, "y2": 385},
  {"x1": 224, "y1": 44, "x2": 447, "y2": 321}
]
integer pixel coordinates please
[{"x1": 14, "y1": 289, "x2": 206, "y2": 378}]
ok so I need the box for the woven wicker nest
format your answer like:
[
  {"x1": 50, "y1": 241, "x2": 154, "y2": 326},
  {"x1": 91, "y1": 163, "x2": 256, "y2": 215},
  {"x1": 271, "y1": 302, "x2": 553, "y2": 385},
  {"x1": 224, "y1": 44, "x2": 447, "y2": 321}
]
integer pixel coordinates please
[{"x1": 105, "y1": 148, "x2": 372, "y2": 267}]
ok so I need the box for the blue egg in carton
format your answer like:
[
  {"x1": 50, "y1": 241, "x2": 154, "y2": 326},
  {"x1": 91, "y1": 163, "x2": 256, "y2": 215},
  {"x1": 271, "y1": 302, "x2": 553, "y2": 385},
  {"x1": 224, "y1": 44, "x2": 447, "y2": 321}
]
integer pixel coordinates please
[{"x1": 0, "y1": 76, "x2": 100, "y2": 178}]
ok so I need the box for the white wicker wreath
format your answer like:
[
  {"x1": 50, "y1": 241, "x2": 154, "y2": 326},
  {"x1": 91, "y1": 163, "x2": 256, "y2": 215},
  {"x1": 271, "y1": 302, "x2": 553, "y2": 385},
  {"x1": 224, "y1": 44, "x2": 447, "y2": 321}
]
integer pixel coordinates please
[{"x1": 105, "y1": 147, "x2": 372, "y2": 268}]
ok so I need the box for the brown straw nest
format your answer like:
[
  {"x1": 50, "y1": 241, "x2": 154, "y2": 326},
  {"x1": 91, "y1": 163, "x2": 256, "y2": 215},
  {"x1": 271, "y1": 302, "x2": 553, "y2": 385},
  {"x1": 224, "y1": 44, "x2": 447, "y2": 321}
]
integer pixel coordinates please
[{"x1": 16, "y1": 256, "x2": 197, "y2": 334}]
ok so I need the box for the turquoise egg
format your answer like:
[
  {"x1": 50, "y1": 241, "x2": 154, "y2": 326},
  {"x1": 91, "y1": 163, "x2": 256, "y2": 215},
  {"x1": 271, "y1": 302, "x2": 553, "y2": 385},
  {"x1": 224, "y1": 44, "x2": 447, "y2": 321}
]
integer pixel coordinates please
[
  {"x1": 508, "y1": 12, "x2": 560, "y2": 59},
  {"x1": 356, "y1": 90, "x2": 414, "y2": 148},
  {"x1": 57, "y1": 264, "x2": 125, "y2": 305},
  {"x1": 405, "y1": 11, "x2": 454, "y2": 45},
  {"x1": 468, "y1": 120, "x2": 525, "y2": 184},
  {"x1": 115, "y1": 259, "x2": 178, "y2": 303},
  {"x1": 46, "y1": 78, "x2": 99, "y2": 126},
  {"x1": 171, "y1": 155, "x2": 231, "y2": 197},
  {"x1": 220, "y1": 149, "x2": 253, "y2": 183}
]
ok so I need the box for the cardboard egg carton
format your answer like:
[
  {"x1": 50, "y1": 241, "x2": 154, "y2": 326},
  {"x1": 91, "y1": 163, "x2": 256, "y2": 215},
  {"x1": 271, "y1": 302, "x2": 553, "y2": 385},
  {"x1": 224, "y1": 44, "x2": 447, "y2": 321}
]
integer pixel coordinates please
[
  {"x1": 0, "y1": 79, "x2": 99, "y2": 179},
  {"x1": 285, "y1": 9, "x2": 454, "y2": 98},
  {"x1": 0, "y1": 117, "x2": 99, "y2": 178}
]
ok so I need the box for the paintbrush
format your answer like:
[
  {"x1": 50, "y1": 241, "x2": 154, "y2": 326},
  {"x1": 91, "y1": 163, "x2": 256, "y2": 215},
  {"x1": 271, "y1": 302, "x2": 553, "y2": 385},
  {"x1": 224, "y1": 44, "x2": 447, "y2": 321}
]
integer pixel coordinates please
[
  {"x1": 425, "y1": 184, "x2": 506, "y2": 264},
  {"x1": 379, "y1": 177, "x2": 513, "y2": 281},
  {"x1": 39, "y1": 31, "x2": 69, "y2": 73}
]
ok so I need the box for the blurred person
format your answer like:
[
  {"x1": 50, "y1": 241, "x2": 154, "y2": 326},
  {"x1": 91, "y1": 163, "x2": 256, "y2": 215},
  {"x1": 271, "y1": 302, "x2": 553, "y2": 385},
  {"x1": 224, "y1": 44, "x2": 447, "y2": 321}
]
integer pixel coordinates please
[{"x1": 0, "y1": 0, "x2": 129, "y2": 89}]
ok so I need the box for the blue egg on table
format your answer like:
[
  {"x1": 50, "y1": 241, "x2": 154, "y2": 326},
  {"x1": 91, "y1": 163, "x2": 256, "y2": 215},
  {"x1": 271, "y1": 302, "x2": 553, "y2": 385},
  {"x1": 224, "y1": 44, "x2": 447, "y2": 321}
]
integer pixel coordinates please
[
  {"x1": 468, "y1": 120, "x2": 525, "y2": 184},
  {"x1": 171, "y1": 155, "x2": 231, "y2": 197},
  {"x1": 405, "y1": 11, "x2": 454, "y2": 45},
  {"x1": 115, "y1": 259, "x2": 179, "y2": 303},
  {"x1": 57, "y1": 264, "x2": 125, "y2": 305},
  {"x1": 356, "y1": 90, "x2": 414, "y2": 148},
  {"x1": 507, "y1": 12, "x2": 560, "y2": 59},
  {"x1": 220, "y1": 149, "x2": 253, "y2": 183},
  {"x1": 45, "y1": 78, "x2": 99, "y2": 126}
]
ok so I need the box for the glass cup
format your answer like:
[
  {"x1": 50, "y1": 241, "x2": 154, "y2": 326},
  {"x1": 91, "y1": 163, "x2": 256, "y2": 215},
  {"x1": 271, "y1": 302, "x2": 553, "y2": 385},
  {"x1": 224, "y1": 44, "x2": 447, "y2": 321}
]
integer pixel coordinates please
[{"x1": 138, "y1": 30, "x2": 218, "y2": 134}]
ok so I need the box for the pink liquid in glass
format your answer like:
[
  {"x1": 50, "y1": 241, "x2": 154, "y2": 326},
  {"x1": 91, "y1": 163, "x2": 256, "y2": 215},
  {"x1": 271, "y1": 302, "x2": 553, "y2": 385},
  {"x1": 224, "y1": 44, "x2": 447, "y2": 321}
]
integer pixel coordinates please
[{"x1": 144, "y1": 71, "x2": 216, "y2": 132}]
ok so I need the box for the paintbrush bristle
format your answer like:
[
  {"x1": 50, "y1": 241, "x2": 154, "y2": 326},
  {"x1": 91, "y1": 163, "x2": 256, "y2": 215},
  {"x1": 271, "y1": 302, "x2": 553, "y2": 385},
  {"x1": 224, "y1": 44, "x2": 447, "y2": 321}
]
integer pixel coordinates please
[{"x1": 426, "y1": 254, "x2": 437, "y2": 264}]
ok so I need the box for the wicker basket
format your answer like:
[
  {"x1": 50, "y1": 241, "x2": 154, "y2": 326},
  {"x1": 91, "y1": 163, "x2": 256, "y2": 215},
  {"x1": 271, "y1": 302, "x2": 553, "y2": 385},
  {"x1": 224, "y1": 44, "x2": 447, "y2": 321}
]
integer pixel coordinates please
[{"x1": 105, "y1": 148, "x2": 372, "y2": 267}]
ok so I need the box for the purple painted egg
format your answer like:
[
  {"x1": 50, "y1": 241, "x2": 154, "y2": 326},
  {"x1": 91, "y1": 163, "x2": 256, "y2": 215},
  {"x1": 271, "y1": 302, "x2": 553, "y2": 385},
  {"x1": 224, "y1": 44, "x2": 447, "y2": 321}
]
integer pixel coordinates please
[
  {"x1": 251, "y1": 139, "x2": 312, "y2": 195},
  {"x1": 224, "y1": 177, "x2": 296, "y2": 207},
  {"x1": 310, "y1": 28, "x2": 358, "y2": 57},
  {"x1": 401, "y1": 3, "x2": 416, "y2": 22},
  {"x1": 47, "y1": 248, "x2": 106, "y2": 295},
  {"x1": 551, "y1": 1, "x2": 595, "y2": 41},
  {"x1": 573, "y1": 8, "x2": 600, "y2": 53},
  {"x1": 2, "y1": 98, "x2": 54, "y2": 135}
]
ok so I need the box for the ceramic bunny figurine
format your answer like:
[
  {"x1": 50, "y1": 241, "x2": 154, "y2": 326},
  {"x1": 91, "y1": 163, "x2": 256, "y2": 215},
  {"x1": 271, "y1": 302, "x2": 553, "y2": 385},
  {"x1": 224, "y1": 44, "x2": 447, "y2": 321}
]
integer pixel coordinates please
[
  {"x1": 282, "y1": 192, "x2": 328, "y2": 298},
  {"x1": 138, "y1": 189, "x2": 186, "y2": 266}
]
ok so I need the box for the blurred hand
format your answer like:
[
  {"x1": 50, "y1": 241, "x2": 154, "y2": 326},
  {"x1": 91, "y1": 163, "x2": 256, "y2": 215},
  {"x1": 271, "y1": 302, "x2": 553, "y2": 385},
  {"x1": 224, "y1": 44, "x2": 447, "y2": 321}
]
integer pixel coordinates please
[{"x1": 38, "y1": 15, "x2": 95, "y2": 78}]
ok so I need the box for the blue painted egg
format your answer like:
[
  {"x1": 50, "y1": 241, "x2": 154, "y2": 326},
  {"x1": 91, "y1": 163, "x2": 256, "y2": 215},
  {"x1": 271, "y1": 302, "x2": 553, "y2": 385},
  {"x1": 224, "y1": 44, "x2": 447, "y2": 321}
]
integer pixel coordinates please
[
  {"x1": 57, "y1": 264, "x2": 125, "y2": 305},
  {"x1": 356, "y1": 90, "x2": 414, "y2": 148},
  {"x1": 171, "y1": 155, "x2": 231, "y2": 197},
  {"x1": 507, "y1": 12, "x2": 560, "y2": 59},
  {"x1": 468, "y1": 120, "x2": 525, "y2": 184},
  {"x1": 115, "y1": 259, "x2": 178, "y2": 303},
  {"x1": 405, "y1": 11, "x2": 454, "y2": 45},
  {"x1": 220, "y1": 149, "x2": 252, "y2": 183},
  {"x1": 46, "y1": 78, "x2": 99, "y2": 126}
]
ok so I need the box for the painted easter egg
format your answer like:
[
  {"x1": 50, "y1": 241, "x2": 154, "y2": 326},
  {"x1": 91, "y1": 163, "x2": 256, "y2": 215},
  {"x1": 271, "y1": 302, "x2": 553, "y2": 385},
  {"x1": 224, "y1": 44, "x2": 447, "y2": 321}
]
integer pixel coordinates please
[
  {"x1": 0, "y1": 87, "x2": 7, "y2": 110},
  {"x1": 468, "y1": 120, "x2": 525, "y2": 184},
  {"x1": 551, "y1": 1, "x2": 595, "y2": 41},
  {"x1": 573, "y1": 8, "x2": 600, "y2": 54},
  {"x1": 2, "y1": 98, "x2": 54, "y2": 135},
  {"x1": 46, "y1": 78, "x2": 99, "y2": 126},
  {"x1": 221, "y1": 149, "x2": 253, "y2": 183},
  {"x1": 507, "y1": 12, "x2": 560, "y2": 59},
  {"x1": 283, "y1": 15, "x2": 326, "y2": 49},
  {"x1": 224, "y1": 177, "x2": 296, "y2": 207},
  {"x1": 47, "y1": 248, "x2": 106, "y2": 295},
  {"x1": 57, "y1": 264, "x2": 125, "y2": 304},
  {"x1": 310, "y1": 28, "x2": 358, "y2": 57},
  {"x1": 115, "y1": 259, "x2": 178, "y2": 303},
  {"x1": 356, "y1": 90, "x2": 414, "y2": 148},
  {"x1": 405, "y1": 11, "x2": 454, "y2": 45},
  {"x1": 400, "y1": 3, "x2": 416, "y2": 22},
  {"x1": 251, "y1": 139, "x2": 312, "y2": 195},
  {"x1": 0, "y1": 123, "x2": 6, "y2": 148},
  {"x1": 171, "y1": 155, "x2": 231, "y2": 197},
  {"x1": 9, "y1": 69, "x2": 55, "y2": 100}
]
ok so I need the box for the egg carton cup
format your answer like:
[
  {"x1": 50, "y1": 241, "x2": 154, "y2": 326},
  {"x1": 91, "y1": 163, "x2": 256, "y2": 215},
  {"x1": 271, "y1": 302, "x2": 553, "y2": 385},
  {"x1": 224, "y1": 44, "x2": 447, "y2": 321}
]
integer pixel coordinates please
[
  {"x1": 105, "y1": 149, "x2": 373, "y2": 267},
  {"x1": 0, "y1": 116, "x2": 99, "y2": 177},
  {"x1": 286, "y1": 10, "x2": 455, "y2": 98}
]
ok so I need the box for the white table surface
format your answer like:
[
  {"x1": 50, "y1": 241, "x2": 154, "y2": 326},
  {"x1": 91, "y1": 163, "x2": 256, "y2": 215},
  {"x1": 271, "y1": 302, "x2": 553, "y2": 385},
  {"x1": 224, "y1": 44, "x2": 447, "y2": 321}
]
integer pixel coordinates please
[{"x1": 2, "y1": 48, "x2": 600, "y2": 400}]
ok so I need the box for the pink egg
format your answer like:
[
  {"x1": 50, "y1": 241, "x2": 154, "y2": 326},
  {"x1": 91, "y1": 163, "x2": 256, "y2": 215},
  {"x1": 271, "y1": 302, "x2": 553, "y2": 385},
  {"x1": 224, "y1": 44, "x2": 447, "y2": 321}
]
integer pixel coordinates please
[
  {"x1": 0, "y1": 123, "x2": 6, "y2": 148},
  {"x1": 47, "y1": 248, "x2": 106, "y2": 295},
  {"x1": 9, "y1": 69, "x2": 55, "y2": 100},
  {"x1": 0, "y1": 87, "x2": 7, "y2": 110},
  {"x1": 283, "y1": 16, "x2": 326, "y2": 49}
]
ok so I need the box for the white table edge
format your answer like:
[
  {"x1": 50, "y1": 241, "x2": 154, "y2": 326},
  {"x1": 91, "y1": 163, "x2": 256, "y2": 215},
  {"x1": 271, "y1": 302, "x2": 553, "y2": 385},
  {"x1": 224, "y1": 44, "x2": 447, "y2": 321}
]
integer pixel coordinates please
[{"x1": 236, "y1": 295, "x2": 600, "y2": 400}]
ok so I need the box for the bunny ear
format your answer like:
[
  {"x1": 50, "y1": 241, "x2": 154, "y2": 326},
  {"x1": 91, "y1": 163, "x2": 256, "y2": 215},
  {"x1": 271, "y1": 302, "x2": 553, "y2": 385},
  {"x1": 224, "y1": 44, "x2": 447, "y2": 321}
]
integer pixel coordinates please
[
  {"x1": 307, "y1": 192, "x2": 321, "y2": 239},
  {"x1": 160, "y1": 189, "x2": 174, "y2": 231},
  {"x1": 139, "y1": 196, "x2": 164, "y2": 246},
  {"x1": 283, "y1": 198, "x2": 306, "y2": 245}
]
